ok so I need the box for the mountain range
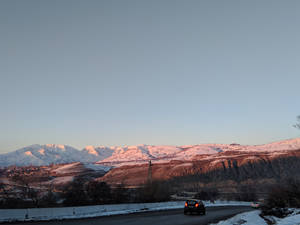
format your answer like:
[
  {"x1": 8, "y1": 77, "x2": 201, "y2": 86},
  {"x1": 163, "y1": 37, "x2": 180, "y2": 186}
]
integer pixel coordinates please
[{"x1": 1, "y1": 138, "x2": 300, "y2": 167}]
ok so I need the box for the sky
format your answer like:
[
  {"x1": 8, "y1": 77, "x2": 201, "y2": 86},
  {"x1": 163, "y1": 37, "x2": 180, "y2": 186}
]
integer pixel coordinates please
[{"x1": 0, "y1": 0, "x2": 300, "y2": 153}]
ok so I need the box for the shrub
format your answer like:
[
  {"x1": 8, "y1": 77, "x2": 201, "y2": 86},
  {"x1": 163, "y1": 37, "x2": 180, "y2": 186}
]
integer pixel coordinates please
[
  {"x1": 194, "y1": 188, "x2": 219, "y2": 201},
  {"x1": 262, "y1": 178, "x2": 300, "y2": 217},
  {"x1": 63, "y1": 178, "x2": 88, "y2": 206},
  {"x1": 137, "y1": 181, "x2": 171, "y2": 202},
  {"x1": 86, "y1": 181, "x2": 111, "y2": 204}
]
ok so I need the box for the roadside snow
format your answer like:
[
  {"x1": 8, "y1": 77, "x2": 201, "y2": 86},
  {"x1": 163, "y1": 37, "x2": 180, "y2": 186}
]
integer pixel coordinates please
[
  {"x1": 210, "y1": 208, "x2": 300, "y2": 225},
  {"x1": 210, "y1": 210, "x2": 267, "y2": 225},
  {"x1": 205, "y1": 200, "x2": 250, "y2": 207},
  {"x1": 270, "y1": 209, "x2": 300, "y2": 225},
  {"x1": 276, "y1": 214, "x2": 300, "y2": 225}
]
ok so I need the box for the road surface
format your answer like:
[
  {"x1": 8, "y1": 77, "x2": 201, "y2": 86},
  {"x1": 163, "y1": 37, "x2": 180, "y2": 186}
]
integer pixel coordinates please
[{"x1": 3, "y1": 206, "x2": 253, "y2": 225}]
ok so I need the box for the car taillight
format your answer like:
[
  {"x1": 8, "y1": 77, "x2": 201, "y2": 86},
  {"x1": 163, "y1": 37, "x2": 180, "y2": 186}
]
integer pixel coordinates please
[
  {"x1": 185, "y1": 202, "x2": 188, "y2": 207},
  {"x1": 195, "y1": 203, "x2": 199, "y2": 207}
]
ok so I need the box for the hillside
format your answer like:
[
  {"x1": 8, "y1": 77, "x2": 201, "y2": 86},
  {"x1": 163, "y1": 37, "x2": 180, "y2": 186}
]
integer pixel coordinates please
[{"x1": 98, "y1": 148, "x2": 300, "y2": 187}]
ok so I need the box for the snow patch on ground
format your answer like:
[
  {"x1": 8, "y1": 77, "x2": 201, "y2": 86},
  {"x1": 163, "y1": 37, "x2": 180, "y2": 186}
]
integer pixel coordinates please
[
  {"x1": 47, "y1": 176, "x2": 74, "y2": 184},
  {"x1": 172, "y1": 163, "x2": 193, "y2": 169},
  {"x1": 52, "y1": 162, "x2": 82, "y2": 174},
  {"x1": 83, "y1": 163, "x2": 111, "y2": 172},
  {"x1": 210, "y1": 210, "x2": 267, "y2": 225}
]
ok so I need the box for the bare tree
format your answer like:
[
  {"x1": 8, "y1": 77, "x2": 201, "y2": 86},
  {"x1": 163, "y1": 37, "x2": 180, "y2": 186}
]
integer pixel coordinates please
[
  {"x1": 0, "y1": 182, "x2": 9, "y2": 200},
  {"x1": 18, "y1": 177, "x2": 39, "y2": 206},
  {"x1": 294, "y1": 115, "x2": 300, "y2": 129}
]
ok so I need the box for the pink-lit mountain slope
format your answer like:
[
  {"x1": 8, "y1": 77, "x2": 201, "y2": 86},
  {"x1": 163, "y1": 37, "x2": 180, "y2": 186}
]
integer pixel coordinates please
[
  {"x1": 0, "y1": 138, "x2": 300, "y2": 167},
  {"x1": 97, "y1": 138, "x2": 300, "y2": 166}
]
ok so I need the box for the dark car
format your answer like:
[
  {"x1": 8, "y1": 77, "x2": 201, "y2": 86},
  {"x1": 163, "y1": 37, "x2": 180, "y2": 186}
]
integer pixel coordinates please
[
  {"x1": 251, "y1": 202, "x2": 261, "y2": 209},
  {"x1": 184, "y1": 199, "x2": 206, "y2": 215}
]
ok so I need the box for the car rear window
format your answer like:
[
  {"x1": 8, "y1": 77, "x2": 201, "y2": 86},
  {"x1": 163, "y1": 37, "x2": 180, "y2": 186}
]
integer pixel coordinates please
[{"x1": 187, "y1": 200, "x2": 197, "y2": 204}]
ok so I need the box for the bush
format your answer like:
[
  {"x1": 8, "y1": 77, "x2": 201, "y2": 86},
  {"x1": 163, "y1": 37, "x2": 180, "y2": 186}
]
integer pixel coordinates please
[
  {"x1": 194, "y1": 188, "x2": 219, "y2": 201},
  {"x1": 111, "y1": 184, "x2": 129, "y2": 203},
  {"x1": 63, "y1": 178, "x2": 88, "y2": 206},
  {"x1": 237, "y1": 185, "x2": 257, "y2": 202},
  {"x1": 0, "y1": 198, "x2": 35, "y2": 209},
  {"x1": 137, "y1": 181, "x2": 171, "y2": 202},
  {"x1": 262, "y1": 178, "x2": 300, "y2": 217},
  {"x1": 86, "y1": 181, "x2": 111, "y2": 204},
  {"x1": 261, "y1": 206, "x2": 290, "y2": 218},
  {"x1": 39, "y1": 191, "x2": 58, "y2": 207}
]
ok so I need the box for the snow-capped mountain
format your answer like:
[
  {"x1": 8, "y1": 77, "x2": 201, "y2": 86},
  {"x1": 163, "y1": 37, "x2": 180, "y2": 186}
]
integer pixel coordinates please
[
  {"x1": 97, "y1": 138, "x2": 300, "y2": 166},
  {"x1": 1, "y1": 138, "x2": 300, "y2": 167},
  {"x1": 81, "y1": 146, "x2": 114, "y2": 162},
  {"x1": 0, "y1": 144, "x2": 84, "y2": 167}
]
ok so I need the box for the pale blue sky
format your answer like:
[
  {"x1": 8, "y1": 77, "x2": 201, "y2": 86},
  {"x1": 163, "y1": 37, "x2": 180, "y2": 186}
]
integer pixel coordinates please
[{"x1": 0, "y1": 0, "x2": 299, "y2": 153}]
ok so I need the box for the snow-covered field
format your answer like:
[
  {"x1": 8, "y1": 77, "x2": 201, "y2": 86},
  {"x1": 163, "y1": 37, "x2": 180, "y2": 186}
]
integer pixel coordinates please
[
  {"x1": 0, "y1": 200, "x2": 250, "y2": 223},
  {"x1": 210, "y1": 209, "x2": 300, "y2": 225}
]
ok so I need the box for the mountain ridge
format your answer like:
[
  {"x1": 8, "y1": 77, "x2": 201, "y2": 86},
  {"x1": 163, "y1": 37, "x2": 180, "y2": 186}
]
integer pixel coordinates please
[{"x1": 1, "y1": 137, "x2": 300, "y2": 167}]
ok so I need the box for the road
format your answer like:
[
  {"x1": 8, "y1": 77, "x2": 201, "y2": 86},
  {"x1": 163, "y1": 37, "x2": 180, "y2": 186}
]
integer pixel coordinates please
[{"x1": 4, "y1": 206, "x2": 253, "y2": 225}]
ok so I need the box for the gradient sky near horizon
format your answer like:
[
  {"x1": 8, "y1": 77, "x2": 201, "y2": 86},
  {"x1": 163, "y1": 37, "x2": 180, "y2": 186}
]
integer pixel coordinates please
[{"x1": 1, "y1": 0, "x2": 300, "y2": 153}]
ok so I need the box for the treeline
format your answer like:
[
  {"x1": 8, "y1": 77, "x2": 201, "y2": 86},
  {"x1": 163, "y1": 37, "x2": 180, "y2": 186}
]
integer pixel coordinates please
[
  {"x1": 0, "y1": 179, "x2": 172, "y2": 208},
  {"x1": 63, "y1": 179, "x2": 172, "y2": 206}
]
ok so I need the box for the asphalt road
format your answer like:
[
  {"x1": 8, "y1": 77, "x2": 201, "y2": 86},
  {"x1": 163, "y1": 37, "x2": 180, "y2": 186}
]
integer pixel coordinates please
[{"x1": 3, "y1": 206, "x2": 253, "y2": 225}]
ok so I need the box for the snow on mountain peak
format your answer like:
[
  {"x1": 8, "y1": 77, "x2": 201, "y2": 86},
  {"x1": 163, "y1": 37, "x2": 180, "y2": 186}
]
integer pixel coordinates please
[
  {"x1": 0, "y1": 144, "x2": 84, "y2": 167},
  {"x1": 1, "y1": 138, "x2": 300, "y2": 167},
  {"x1": 84, "y1": 146, "x2": 99, "y2": 156},
  {"x1": 81, "y1": 146, "x2": 114, "y2": 162},
  {"x1": 24, "y1": 151, "x2": 33, "y2": 156},
  {"x1": 45, "y1": 144, "x2": 66, "y2": 150},
  {"x1": 38, "y1": 149, "x2": 45, "y2": 155}
]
